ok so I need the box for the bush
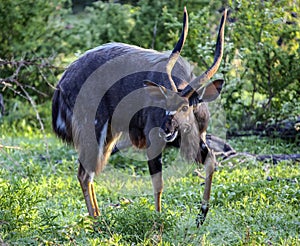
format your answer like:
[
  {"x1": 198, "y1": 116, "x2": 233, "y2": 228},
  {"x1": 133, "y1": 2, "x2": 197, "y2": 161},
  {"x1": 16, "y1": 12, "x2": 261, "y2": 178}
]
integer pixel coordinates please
[
  {"x1": 0, "y1": 0, "x2": 70, "y2": 58},
  {"x1": 223, "y1": 0, "x2": 300, "y2": 129},
  {"x1": 0, "y1": 0, "x2": 69, "y2": 112},
  {"x1": 1, "y1": 0, "x2": 299, "y2": 133}
]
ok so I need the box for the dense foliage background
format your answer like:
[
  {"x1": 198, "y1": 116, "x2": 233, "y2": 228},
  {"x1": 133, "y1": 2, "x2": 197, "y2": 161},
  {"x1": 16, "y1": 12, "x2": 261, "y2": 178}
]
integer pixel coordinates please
[{"x1": 0, "y1": 0, "x2": 299, "y2": 133}]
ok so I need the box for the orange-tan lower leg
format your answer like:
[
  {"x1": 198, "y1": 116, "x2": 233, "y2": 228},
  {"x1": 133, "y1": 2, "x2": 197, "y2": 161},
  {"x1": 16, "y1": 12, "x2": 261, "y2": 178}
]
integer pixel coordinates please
[
  {"x1": 88, "y1": 181, "x2": 100, "y2": 217},
  {"x1": 151, "y1": 172, "x2": 163, "y2": 212},
  {"x1": 78, "y1": 162, "x2": 100, "y2": 217}
]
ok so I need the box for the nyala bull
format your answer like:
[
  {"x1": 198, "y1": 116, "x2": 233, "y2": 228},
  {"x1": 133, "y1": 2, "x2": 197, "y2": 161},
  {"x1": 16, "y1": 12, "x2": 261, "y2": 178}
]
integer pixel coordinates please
[{"x1": 52, "y1": 7, "x2": 227, "y2": 226}]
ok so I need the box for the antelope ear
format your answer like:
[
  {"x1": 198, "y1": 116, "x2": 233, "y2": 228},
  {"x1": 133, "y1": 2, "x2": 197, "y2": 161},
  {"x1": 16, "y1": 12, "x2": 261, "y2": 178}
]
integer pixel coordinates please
[
  {"x1": 189, "y1": 79, "x2": 224, "y2": 105},
  {"x1": 143, "y1": 80, "x2": 169, "y2": 100},
  {"x1": 201, "y1": 79, "x2": 224, "y2": 102}
]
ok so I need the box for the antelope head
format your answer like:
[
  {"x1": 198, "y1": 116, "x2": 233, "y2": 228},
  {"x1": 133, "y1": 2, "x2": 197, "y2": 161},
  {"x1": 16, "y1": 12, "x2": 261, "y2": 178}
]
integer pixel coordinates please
[{"x1": 145, "y1": 8, "x2": 227, "y2": 143}]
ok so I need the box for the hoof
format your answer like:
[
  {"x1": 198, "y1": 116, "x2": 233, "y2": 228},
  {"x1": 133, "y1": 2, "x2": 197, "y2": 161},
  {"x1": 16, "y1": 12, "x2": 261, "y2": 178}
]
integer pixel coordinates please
[{"x1": 196, "y1": 204, "x2": 209, "y2": 227}]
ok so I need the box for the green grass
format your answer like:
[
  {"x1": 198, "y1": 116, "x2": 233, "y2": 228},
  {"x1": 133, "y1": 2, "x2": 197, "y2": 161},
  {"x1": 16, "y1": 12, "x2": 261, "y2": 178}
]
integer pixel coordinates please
[{"x1": 0, "y1": 128, "x2": 299, "y2": 245}]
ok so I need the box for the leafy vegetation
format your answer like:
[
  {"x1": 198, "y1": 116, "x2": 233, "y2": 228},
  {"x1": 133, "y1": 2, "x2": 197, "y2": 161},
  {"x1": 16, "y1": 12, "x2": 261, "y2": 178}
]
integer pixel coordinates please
[
  {"x1": 223, "y1": 0, "x2": 300, "y2": 129},
  {"x1": 1, "y1": 0, "x2": 299, "y2": 130},
  {"x1": 0, "y1": 0, "x2": 299, "y2": 245},
  {"x1": 0, "y1": 126, "x2": 299, "y2": 245}
]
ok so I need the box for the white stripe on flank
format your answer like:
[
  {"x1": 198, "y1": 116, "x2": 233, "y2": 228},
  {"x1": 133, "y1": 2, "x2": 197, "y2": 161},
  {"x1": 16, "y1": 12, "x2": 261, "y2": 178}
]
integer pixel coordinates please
[
  {"x1": 56, "y1": 107, "x2": 66, "y2": 132},
  {"x1": 98, "y1": 120, "x2": 109, "y2": 161}
]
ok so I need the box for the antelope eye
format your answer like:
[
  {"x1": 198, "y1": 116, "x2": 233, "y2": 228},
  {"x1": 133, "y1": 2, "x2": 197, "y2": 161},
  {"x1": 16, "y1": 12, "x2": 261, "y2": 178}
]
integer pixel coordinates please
[{"x1": 181, "y1": 105, "x2": 189, "y2": 112}]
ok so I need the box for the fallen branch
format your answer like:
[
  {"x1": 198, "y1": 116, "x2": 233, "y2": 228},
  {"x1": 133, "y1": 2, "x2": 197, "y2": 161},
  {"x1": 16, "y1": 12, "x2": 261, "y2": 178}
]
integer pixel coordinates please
[
  {"x1": 227, "y1": 117, "x2": 300, "y2": 143},
  {"x1": 0, "y1": 57, "x2": 62, "y2": 161},
  {"x1": 206, "y1": 134, "x2": 300, "y2": 164},
  {"x1": 251, "y1": 153, "x2": 300, "y2": 164}
]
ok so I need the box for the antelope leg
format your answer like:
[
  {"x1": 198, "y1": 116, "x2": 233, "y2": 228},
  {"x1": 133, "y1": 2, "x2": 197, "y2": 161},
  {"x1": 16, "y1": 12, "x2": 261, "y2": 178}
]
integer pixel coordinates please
[
  {"x1": 77, "y1": 162, "x2": 100, "y2": 217},
  {"x1": 148, "y1": 154, "x2": 163, "y2": 212},
  {"x1": 151, "y1": 171, "x2": 163, "y2": 212},
  {"x1": 197, "y1": 150, "x2": 216, "y2": 227}
]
